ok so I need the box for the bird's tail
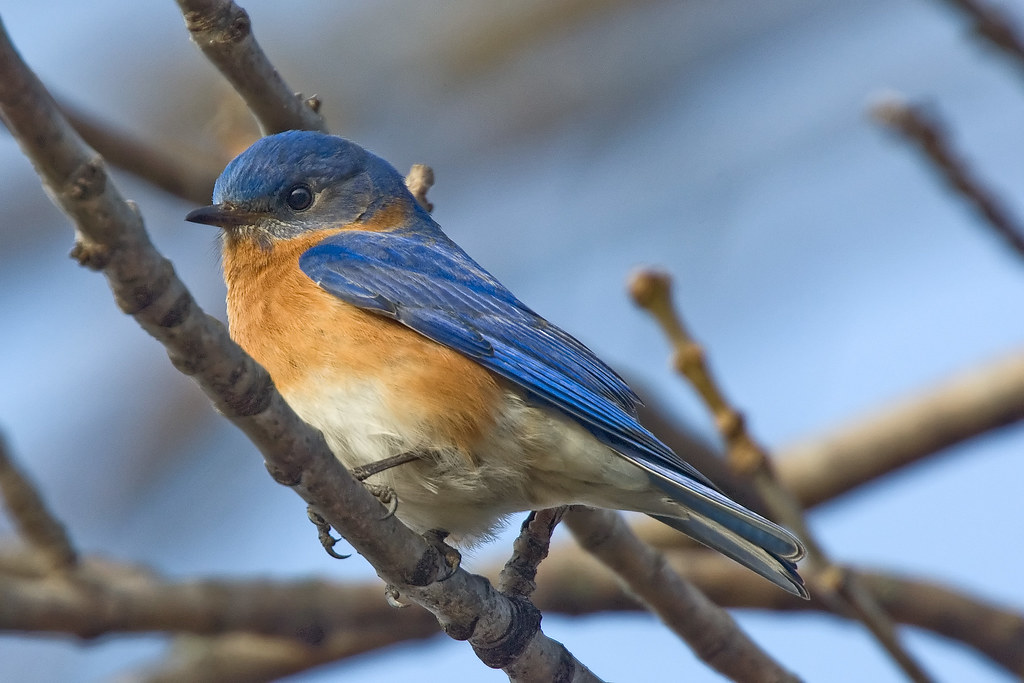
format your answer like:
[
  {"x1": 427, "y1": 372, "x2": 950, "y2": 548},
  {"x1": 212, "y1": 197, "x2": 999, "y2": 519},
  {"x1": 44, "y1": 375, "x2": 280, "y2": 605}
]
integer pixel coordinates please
[{"x1": 648, "y1": 477, "x2": 808, "y2": 599}]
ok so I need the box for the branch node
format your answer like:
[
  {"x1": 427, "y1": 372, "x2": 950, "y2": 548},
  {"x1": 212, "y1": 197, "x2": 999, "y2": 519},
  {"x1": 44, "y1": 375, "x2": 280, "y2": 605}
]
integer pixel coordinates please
[
  {"x1": 69, "y1": 238, "x2": 111, "y2": 270},
  {"x1": 67, "y1": 156, "x2": 107, "y2": 200},
  {"x1": 628, "y1": 269, "x2": 672, "y2": 310},
  {"x1": 405, "y1": 164, "x2": 435, "y2": 213},
  {"x1": 470, "y1": 597, "x2": 541, "y2": 668},
  {"x1": 263, "y1": 460, "x2": 301, "y2": 487},
  {"x1": 302, "y1": 94, "x2": 321, "y2": 113}
]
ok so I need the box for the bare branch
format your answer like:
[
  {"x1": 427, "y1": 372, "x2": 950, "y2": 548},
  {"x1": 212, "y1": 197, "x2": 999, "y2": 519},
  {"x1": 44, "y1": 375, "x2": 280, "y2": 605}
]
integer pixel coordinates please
[
  {"x1": 938, "y1": 0, "x2": 1024, "y2": 74},
  {"x1": 0, "y1": 436, "x2": 76, "y2": 571},
  {"x1": 629, "y1": 270, "x2": 935, "y2": 683},
  {"x1": 872, "y1": 95, "x2": 1024, "y2": 260},
  {"x1": 175, "y1": 0, "x2": 327, "y2": 134},
  {"x1": 778, "y1": 349, "x2": 1024, "y2": 507},
  {"x1": 132, "y1": 632, "x2": 423, "y2": 683},
  {"x1": 0, "y1": 18, "x2": 597, "y2": 682},
  {"x1": 565, "y1": 507, "x2": 800, "y2": 683},
  {"x1": 498, "y1": 507, "x2": 565, "y2": 600},
  {"x1": 1, "y1": 540, "x2": 1019, "y2": 677},
  {"x1": 638, "y1": 349, "x2": 1024, "y2": 514},
  {"x1": 59, "y1": 104, "x2": 222, "y2": 205},
  {"x1": 0, "y1": 552, "x2": 438, "y2": 643},
  {"x1": 535, "y1": 546, "x2": 1024, "y2": 678}
]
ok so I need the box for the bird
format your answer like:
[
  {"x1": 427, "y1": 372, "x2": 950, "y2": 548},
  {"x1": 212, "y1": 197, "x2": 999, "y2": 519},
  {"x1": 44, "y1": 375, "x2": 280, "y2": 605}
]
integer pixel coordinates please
[{"x1": 185, "y1": 130, "x2": 807, "y2": 598}]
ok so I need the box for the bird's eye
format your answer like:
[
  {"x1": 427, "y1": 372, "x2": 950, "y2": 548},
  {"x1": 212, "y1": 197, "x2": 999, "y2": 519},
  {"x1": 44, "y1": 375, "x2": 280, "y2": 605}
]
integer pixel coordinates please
[{"x1": 285, "y1": 184, "x2": 313, "y2": 211}]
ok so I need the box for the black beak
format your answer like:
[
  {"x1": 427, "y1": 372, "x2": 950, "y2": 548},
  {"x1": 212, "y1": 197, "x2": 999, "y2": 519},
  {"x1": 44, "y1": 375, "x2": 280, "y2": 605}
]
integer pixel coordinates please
[{"x1": 185, "y1": 204, "x2": 257, "y2": 229}]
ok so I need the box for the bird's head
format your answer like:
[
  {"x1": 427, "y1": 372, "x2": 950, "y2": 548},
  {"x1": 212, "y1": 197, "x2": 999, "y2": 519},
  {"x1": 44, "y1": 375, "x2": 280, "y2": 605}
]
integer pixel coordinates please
[{"x1": 186, "y1": 131, "x2": 419, "y2": 245}]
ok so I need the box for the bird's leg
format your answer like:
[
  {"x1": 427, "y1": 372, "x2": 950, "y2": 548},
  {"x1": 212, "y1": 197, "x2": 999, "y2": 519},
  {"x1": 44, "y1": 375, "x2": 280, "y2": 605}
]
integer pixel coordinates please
[
  {"x1": 352, "y1": 450, "x2": 425, "y2": 520},
  {"x1": 306, "y1": 506, "x2": 351, "y2": 560},
  {"x1": 350, "y1": 450, "x2": 421, "y2": 480},
  {"x1": 423, "y1": 528, "x2": 462, "y2": 581}
]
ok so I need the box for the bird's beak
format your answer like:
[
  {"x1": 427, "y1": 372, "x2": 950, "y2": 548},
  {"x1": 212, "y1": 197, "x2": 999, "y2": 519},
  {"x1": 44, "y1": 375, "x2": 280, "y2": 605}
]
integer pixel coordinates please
[{"x1": 184, "y1": 203, "x2": 258, "y2": 229}]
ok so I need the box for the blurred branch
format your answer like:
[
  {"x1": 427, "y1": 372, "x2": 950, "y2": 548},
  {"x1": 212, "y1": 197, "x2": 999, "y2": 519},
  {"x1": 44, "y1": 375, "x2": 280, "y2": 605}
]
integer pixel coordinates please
[
  {"x1": 640, "y1": 349, "x2": 1024, "y2": 515},
  {"x1": 872, "y1": 95, "x2": 1024, "y2": 260},
  {"x1": 132, "y1": 632, "x2": 426, "y2": 683},
  {"x1": 565, "y1": 507, "x2": 800, "y2": 683},
  {"x1": 535, "y1": 547, "x2": 1024, "y2": 678},
  {"x1": 175, "y1": 0, "x2": 327, "y2": 135},
  {"x1": 59, "y1": 104, "x2": 222, "y2": 205},
  {"x1": 938, "y1": 0, "x2": 1024, "y2": 73},
  {"x1": 0, "y1": 435, "x2": 76, "y2": 572},
  {"x1": 3, "y1": 541, "x2": 1019, "y2": 678},
  {"x1": 629, "y1": 270, "x2": 935, "y2": 683},
  {"x1": 0, "y1": 18, "x2": 597, "y2": 683},
  {"x1": 0, "y1": 550, "x2": 439, "y2": 643},
  {"x1": 133, "y1": 634, "x2": 357, "y2": 683},
  {"x1": 778, "y1": 349, "x2": 1024, "y2": 508}
]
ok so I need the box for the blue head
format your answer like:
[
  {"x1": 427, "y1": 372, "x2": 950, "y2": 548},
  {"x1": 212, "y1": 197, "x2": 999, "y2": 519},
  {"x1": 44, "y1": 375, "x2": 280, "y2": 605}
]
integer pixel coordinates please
[{"x1": 186, "y1": 131, "x2": 423, "y2": 244}]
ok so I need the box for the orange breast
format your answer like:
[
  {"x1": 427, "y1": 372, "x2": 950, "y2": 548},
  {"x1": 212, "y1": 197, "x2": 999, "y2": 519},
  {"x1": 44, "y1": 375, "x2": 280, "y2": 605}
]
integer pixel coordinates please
[{"x1": 221, "y1": 229, "x2": 503, "y2": 458}]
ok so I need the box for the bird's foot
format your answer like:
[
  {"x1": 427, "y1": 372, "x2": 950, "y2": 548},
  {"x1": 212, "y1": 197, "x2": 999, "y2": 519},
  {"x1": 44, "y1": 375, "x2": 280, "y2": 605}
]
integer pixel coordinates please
[
  {"x1": 424, "y1": 528, "x2": 461, "y2": 581},
  {"x1": 306, "y1": 506, "x2": 351, "y2": 560},
  {"x1": 364, "y1": 482, "x2": 400, "y2": 520}
]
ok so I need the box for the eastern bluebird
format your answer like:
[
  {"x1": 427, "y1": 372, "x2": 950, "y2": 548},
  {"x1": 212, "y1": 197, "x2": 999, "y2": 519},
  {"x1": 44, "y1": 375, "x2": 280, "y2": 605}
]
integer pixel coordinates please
[{"x1": 186, "y1": 130, "x2": 807, "y2": 598}]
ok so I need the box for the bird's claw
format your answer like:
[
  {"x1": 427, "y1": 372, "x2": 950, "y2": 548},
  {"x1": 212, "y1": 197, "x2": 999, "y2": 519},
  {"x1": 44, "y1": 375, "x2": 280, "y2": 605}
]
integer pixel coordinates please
[
  {"x1": 364, "y1": 483, "x2": 399, "y2": 520},
  {"x1": 306, "y1": 506, "x2": 351, "y2": 559},
  {"x1": 424, "y1": 528, "x2": 461, "y2": 581}
]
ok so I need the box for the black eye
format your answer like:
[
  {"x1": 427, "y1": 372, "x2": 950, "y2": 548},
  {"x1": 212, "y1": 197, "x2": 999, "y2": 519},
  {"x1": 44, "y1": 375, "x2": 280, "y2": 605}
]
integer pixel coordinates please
[{"x1": 285, "y1": 184, "x2": 313, "y2": 211}]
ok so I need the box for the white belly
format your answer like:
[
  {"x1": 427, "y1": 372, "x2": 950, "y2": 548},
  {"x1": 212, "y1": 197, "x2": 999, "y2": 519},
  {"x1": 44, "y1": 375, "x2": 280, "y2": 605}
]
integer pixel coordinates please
[{"x1": 282, "y1": 377, "x2": 654, "y2": 543}]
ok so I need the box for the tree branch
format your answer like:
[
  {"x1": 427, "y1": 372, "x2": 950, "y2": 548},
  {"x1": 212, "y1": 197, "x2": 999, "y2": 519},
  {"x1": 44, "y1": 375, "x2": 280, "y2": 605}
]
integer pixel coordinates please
[
  {"x1": 58, "y1": 103, "x2": 223, "y2": 205},
  {"x1": 629, "y1": 270, "x2": 935, "y2": 683},
  {"x1": 777, "y1": 349, "x2": 1024, "y2": 508},
  {"x1": 175, "y1": 0, "x2": 327, "y2": 134},
  {"x1": 937, "y1": 0, "x2": 1024, "y2": 75},
  {"x1": 0, "y1": 436, "x2": 76, "y2": 572},
  {"x1": 0, "y1": 18, "x2": 597, "y2": 683},
  {"x1": 872, "y1": 94, "x2": 1024, "y2": 260},
  {"x1": 4, "y1": 540, "x2": 1018, "y2": 678},
  {"x1": 564, "y1": 507, "x2": 800, "y2": 683},
  {"x1": 535, "y1": 546, "x2": 1024, "y2": 678},
  {"x1": 498, "y1": 507, "x2": 565, "y2": 600}
]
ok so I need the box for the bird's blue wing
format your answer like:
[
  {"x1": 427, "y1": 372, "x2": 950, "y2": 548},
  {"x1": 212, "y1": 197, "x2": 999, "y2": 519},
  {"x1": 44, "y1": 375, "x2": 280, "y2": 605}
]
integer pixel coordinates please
[{"x1": 299, "y1": 228, "x2": 719, "y2": 490}]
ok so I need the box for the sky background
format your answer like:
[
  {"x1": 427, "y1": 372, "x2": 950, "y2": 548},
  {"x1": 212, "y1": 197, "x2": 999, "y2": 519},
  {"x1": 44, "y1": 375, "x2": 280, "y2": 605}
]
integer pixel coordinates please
[{"x1": 1, "y1": 0, "x2": 1023, "y2": 680}]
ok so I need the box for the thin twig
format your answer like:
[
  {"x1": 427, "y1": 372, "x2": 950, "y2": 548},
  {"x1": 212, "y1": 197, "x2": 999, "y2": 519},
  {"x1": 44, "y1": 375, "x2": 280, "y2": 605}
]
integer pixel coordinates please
[
  {"x1": 176, "y1": 0, "x2": 327, "y2": 135},
  {"x1": 565, "y1": 507, "x2": 801, "y2": 683},
  {"x1": 0, "y1": 435, "x2": 76, "y2": 571},
  {"x1": 629, "y1": 270, "x2": 935, "y2": 683},
  {"x1": 939, "y1": 0, "x2": 1024, "y2": 73},
  {"x1": 0, "y1": 19, "x2": 598, "y2": 683},
  {"x1": 872, "y1": 94, "x2": 1024, "y2": 260}
]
